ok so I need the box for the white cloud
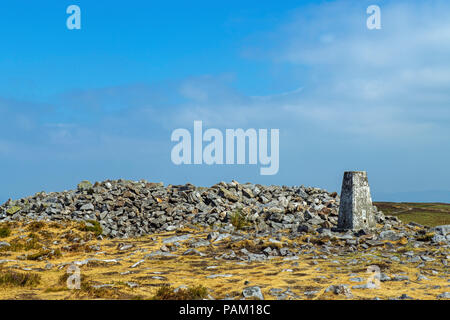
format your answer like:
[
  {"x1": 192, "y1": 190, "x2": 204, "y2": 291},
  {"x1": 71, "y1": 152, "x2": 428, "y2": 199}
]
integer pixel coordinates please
[{"x1": 234, "y1": 0, "x2": 450, "y2": 143}]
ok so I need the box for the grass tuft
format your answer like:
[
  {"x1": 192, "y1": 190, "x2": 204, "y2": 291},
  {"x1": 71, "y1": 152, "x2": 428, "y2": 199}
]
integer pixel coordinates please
[
  {"x1": 26, "y1": 221, "x2": 46, "y2": 232},
  {"x1": 0, "y1": 269, "x2": 41, "y2": 287},
  {"x1": 0, "y1": 226, "x2": 11, "y2": 238},
  {"x1": 27, "y1": 249, "x2": 62, "y2": 261},
  {"x1": 78, "y1": 220, "x2": 103, "y2": 236},
  {"x1": 0, "y1": 235, "x2": 42, "y2": 252},
  {"x1": 230, "y1": 208, "x2": 250, "y2": 230},
  {"x1": 374, "y1": 202, "x2": 450, "y2": 227},
  {"x1": 152, "y1": 284, "x2": 209, "y2": 300}
]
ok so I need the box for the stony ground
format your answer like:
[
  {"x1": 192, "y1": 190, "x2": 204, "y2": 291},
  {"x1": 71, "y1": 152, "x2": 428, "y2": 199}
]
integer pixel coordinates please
[{"x1": 0, "y1": 220, "x2": 449, "y2": 300}]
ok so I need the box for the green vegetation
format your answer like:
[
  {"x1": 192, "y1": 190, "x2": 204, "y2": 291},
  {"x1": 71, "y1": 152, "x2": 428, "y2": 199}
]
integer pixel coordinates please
[
  {"x1": 0, "y1": 234, "x2": 42, "y2": 252},
  {"x1": 0, "y1": 226, "x2": 11, "y2": 238},
  {"x1": 26, "y1": 221, "x2": 46, "y2": 232},
  {"x1": 77, "y1": 180, "x2": 94, "y2": 194},
  {"x1": 374, "y1": 202, "x2": 450, "y2": 227},
  {"x1": 56, "y1": 273, "x2": 116, "y2": 298},
  {"x1": 0, "y1": 270, "x2": 41, "y2": 287},
  {"x1": 417, "y1": 232, "x2": 436, "y2": 242},
  {"x1": 230, "y1": 208, "x2": 250, "y2": 230},
  {"x1": 152, "y1": 284, "x2": 209, "y2": 300},
  {"x1": 27, "y1": 249, "x2": 61, "y2": 261},
  {"x1": 78, "y1": 220, "x2": 103, "y2": 236}
]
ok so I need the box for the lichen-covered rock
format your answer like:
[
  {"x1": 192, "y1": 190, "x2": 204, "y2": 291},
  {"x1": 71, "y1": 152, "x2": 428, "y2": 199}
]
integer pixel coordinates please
[
  {"x1": 242, "y1": 286, "x2": 264, "y2": 300},
  {"x1": 6, "y1": 206, "x2": 21, "y2": 215},
  {"x1": 325, "y1": 284, "x2": 353, "y2": 298},
  {"x1": 77, "y1": 180, "x2": 93, "y2": 192}
]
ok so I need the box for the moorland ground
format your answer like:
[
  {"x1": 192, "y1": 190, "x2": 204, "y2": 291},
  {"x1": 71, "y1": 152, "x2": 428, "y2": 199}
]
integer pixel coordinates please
[{"x1": 0, "y1": 202, "x2": 448, "y2": 300}]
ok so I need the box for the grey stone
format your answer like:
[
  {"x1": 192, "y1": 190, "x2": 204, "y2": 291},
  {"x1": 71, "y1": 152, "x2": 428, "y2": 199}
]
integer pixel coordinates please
[
  {"x1": 417, "y1": 274, "x2": 429, "y2": 281},
  {"x1": 437, "y1": 292, "x2": 450, "y2": 299},
  {"x1": 130, "y1": 260, "x2": 144, "y2": 268},
  {"x1": 191, "y1": 240, "x2": 210, "y2": 248},
  {"x1": 162, "y1": 234, "x2": 191, "y2": 244},
  {"x1": 392, "y1": 275, "x2": 409, "y2": 281},
  {"x1": 431, "y1": 225, "x2": 450, "y2": 236},
  {"x1": 0, "y1": 176, "x2": 411, "y2": 240},
  {"x1": 0, "y1": 241, "x2": 11, "y2": 248},
  {"x1": 380, "y1": 273, "x2": 391, "y2": 282},
  {"x1": 420, "y1": 255, "x2": 435, "y2": 262},
  {"x1": 206, "y1": 274, "x2": 233, "y2": 279},
  {"x1": 92, "y1": 284, "x2": 114, "y2": 289},
  {"x1": 80, "y1": 203, "x2": 94, "y2": 211},
  {"x1": 349, "y1": 277, "x2": 364, "y2": 283},
  {"x1": 127, "y1": 282, "x2": 139, "y2": 288},
  {"x1": 325, "y1": 284, "x2": 353, "y2": 298},
  {"x1": 144, "y1": 251, "x2": 176, "y2": 258},
  {"x1": 378, "y1": 230, "x2": 404, "y2": 241},
  {"x1": 242, "y1": 286, "x2": 264, "y2": 300},
  {"x1": 337, "y1": 171, "x2": 376, "y2": 230},
  {"x1": 183, "y1": 249, "x2": 205, "y2": 256},
  {"x1": 119, "y1": 244, "x2": 134, "y2": 251},
  {"x1": 352, "y1": 283, "x2": 377, "y2": 289},
  {"x1": 304, "y1": 290, "x2": 319, "y2": 297}
]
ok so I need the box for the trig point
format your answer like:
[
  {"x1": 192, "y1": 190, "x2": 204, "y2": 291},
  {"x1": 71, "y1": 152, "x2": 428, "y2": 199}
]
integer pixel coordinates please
[{"x1": 337, "y1": 171, "x2": 376, "y2": 230}]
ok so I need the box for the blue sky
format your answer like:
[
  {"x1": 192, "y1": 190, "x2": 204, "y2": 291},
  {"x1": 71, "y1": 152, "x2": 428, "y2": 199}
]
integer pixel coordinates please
[{"x1": 1, "y1": 0, "x2": 450, "y2": 203}]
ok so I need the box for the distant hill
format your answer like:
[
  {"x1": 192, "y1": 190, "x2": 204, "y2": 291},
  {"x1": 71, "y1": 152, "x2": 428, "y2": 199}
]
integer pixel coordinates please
[
  {"x1": 374, "y1": 202, "x2": 450, "y2": 227},
  {"x1": 373, "y1": 190, "x2": 450, "y2": 203}
]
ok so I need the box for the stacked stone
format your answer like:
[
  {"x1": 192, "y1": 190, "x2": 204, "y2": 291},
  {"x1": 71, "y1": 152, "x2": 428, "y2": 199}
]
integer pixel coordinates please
[{"x1": 0, "y1": 178, "x2": 383, "y2": 238}]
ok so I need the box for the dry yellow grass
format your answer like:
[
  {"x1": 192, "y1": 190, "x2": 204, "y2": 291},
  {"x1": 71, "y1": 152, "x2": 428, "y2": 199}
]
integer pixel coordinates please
[{"x1": 0, "y1": 221, "x2": 448, "y2": 300}]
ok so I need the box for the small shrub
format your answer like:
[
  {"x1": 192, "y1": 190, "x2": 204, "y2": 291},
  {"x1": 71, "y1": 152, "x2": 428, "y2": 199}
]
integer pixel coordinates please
[
  {"x1": 0, "y1": 235, "x2": 42, "y2": 252},
  {"x1": 77, "y1": 180, "x2": 94, "y2": 194},
  {"x1": 49, "y1": 222, "x2": 65, "y2": 229},
  {"x1": 27, "y1": 249, "x2": 61, "y2": 261},
  {"x1": 0, "y1": 270, "x2": 41, "y2": 287},
  {"x1": 417, "y1": 232, "x2": 435, "y2": 242},
  {"x1": 0, "y1": 226, "x2": 11, "y2": 238},
  {"x1": 56, "y1": 273, "x2": 115, "y2": 297},
  {"x1": 78, "y1": 220, "x2": 103, "y2": 236},
  {"x1": 230, "y1": 209, "x2": 250, "y2": 230},
  {"x1": 27, "y1": 221, "x2": 46, "y2": 232},
  {"x1": 152, "y1": 284, "x2": 209, "y2": 300}
]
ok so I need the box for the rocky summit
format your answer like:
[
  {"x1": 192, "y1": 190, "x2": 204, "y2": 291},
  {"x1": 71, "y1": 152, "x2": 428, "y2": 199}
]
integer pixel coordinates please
[
  {"x1": 0, "y1": 179, "x2": 449, "y2": 300},
  {"x1": 0, "y1": 179, "x2": 389, "y2": 239},
  {"x1": 0, "y1": 179, "x2": 449, "y2": 247}
]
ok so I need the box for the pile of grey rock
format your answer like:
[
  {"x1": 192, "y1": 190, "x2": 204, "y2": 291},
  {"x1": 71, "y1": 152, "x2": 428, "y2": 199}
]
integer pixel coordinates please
[{"x1": 0, "y1": 179, "x2": 389, "y2": 238}]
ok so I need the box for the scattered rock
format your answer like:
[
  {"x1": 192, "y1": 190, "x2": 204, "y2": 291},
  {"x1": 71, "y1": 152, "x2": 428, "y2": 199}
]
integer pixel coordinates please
[
  {"x1": 437, "y1": 292, "x2": 450, "y2": 299},
  {"x1": 130, "y1": 260, "x2": 144, "y2": 268},
  {"x1": 325, "y1": 284, "x2": 353, "y2": 298},
  {"x1": 206, "y1": 274, "x2": 233, "y2": 279},
  {"x1": 242, "y1": 286, "x2": 264, "y2": 300},
  {"x1": 0, "y1": 241, "x2": 11, "y2": 248}
]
